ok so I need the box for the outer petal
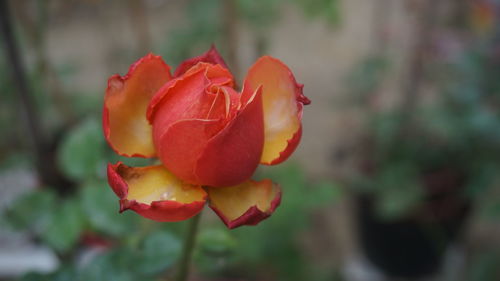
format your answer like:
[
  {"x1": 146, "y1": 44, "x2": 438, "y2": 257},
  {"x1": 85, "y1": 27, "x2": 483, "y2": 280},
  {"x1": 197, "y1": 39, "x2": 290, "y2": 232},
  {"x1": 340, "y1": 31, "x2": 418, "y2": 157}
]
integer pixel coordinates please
[
  {"x1": 242, "y1": 56, "x2": 310, "y2": 165},
  {"x1": 107, "y1": 162, "x2": 206, "y2": 222},
  {"x1": 194, "y1": 86, "x2": 264, "y2": 187},
  {"x1": 156, "y1": 119, "x2": 225, "y2": 185},
  {"x1": 207, "y1": 179, "x2": 282, "y2": 229},
  {"x1": 103, "y1": 54, "x2": 172, "y2": 157},
  {"x1": 174, "y1": 45, "x2": 229, "y2": 77}
]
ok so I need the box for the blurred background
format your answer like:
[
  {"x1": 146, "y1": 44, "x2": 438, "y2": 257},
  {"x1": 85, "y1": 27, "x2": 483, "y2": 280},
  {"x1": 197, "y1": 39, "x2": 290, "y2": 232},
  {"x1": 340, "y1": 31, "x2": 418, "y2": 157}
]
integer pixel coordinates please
[{"x1": 1, "y1": 0, "x2": 500, "y2": 280}]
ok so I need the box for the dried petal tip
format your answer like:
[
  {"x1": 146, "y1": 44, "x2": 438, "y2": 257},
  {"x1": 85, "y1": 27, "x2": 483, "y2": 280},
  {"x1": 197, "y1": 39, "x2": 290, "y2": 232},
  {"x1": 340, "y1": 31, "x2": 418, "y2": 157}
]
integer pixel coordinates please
[
  {"x1": 297, "y1": 84, "x2": 311, "y2": 105},
  {"x1": 107, "y1": 162, "x2": 206, "y2": 222},
  {"x1": 207, "y1": 179, "x2": 282, "y2": 229}
]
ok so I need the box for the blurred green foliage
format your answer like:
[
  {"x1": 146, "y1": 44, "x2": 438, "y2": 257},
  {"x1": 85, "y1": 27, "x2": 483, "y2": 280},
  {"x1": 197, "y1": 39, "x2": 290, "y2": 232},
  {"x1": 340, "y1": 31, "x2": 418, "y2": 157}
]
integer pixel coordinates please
[
  {"x1": 347, "y1": 28, "x2": 500, "y2": 222},
  {"x1": 195, "y1": 164, "x2": 342, "y2": 281},
  {"x1": 57, "y1": 118, "x2": 105, "y2": 181},
  {"x1": 162, "y1": 0, "x2": 222, "y2": 66},
  {"x1": 294, "y1": 0, "x2": 340, "y2": 26},
  {"x1": 2, "y1": 144, "x2": 339, "y2": 281},
  {"x1": 1, "y1": 114, "x2": 184, "y2": 280},
  {"x1": 2, "y1": 105, "x2": 340, "y2": 281},
  {"x1": 468, "y1": 249, "x2": 500, "y2": 281}
]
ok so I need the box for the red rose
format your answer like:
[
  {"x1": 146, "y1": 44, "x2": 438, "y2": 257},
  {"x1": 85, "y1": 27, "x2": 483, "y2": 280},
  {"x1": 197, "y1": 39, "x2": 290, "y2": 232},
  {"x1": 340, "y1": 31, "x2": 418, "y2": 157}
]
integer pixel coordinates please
[{"x1": 103, "y1": 46, "x2": 310, "y2": 229}]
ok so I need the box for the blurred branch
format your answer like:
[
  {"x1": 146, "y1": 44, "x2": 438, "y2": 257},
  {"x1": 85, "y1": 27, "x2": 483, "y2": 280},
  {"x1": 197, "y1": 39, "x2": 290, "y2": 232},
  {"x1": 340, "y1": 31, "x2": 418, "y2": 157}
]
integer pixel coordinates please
[
  {"x1": 0, "y1": 0, "x2": 46, "y2": 178},
  {"x1": 12, "y1": 0, "x2": 76, "y2": 125},
  {"x1": 175, "y1": 213, "x2": 201, "y2": 281},
  {"x1": 0, "y1": 0, "x2": 73, "y2": 192}
]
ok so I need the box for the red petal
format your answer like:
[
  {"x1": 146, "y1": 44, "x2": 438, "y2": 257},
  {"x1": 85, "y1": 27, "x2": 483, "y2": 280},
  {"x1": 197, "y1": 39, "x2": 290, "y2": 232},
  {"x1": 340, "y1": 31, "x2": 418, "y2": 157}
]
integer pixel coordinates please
[
  {"x1": 103, "y1": 54, "x2": 171, "y2": 157},
  {"x1": 207, "y1": 179, "x2": 282, "y2": 229},
  {"x1": 156, "y1": 119, "x2": 224, "y2": 185},
  {"x1": 184, "y1": 62, "x2": 234, "y2": 88},
  {"x1": 174, "y1": 45, "x2": 229, "y2": 77},
  {"x1": 149, "y1": 67, "x2": 210, "y2": 141},
  {"x1": 242, "y1": 56, "x2": 310, "y2": 165},
  {"x1": 147, "y1": 63, "x2": 234, "y2": 125},
  {"x1": 107, "y1": 162, "x2": 206, "y2": 222},
  {"x1": 194, "y1": 86, "x2": 264, "y2": 187}
]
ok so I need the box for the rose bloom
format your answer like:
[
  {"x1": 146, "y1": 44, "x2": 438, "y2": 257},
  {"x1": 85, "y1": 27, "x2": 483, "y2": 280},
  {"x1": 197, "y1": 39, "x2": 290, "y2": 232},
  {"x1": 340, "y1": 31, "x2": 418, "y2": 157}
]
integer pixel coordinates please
[{"x1": 103, "y1": 46, "x2": 310, "y2": 229}]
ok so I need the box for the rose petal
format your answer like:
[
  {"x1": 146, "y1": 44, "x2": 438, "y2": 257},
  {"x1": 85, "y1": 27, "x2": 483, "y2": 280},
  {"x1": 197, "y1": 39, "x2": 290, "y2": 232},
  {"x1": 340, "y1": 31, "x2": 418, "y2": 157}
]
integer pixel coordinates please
[
  {"x1": 103, "y1": 54, "x2": 171, "y2": 157},
  {"x1": 156, "y1": 119, "x2": 225, "y2": 185},
  {"x1": 149, "y1": 67, "x2": 210, "y2": 140},
  {"x1": 194, "y1": 86, "x2": 264, "y2": 187},
  {"x1": 184, "y1": 62, "x2": 234, "y2": 88},
  {"x1": 107, "y1": 162, "x2": 206, "y2": 222},
  {"x1": 147, "y1": 63, "x2": 234, "y2": 125},
  {"x1": 207, "y1": 179, "x2": 282, "y2": 229},
  {"x1": 174, "y1": 45, "x2": 229, "y2": 77},
  {"x1": 242, "y1": 56, "x2": 310, "y2": 165}
]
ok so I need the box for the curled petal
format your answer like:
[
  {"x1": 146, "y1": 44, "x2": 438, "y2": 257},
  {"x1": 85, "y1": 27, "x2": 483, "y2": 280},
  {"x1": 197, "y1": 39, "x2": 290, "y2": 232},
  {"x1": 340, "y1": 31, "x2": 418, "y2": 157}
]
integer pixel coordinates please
[
  {"x1": 103, "y1": 54, "x2": 171, "y2": 157},
  {"x1": 147, "y1": 63, "x2": 234, "y2": 125},
  {"x1": 149, "y1": 68, "x2": 210, "y2": 135},
  {"x1": 107, "y1": 162, "x2": 206, "y2": 222},
  {"x1": 174, "y1": 45, "x2": 229, "y2": 77},
  {"x1": 207, "y1": 179, "x2": 282, "y2": 229},
  {"x1": 184, "y1": 62, "x2": 234, "y2": 88},
  {"x1": 194, "y1": 87, "x2": 264, "y2": 187},
  {"x1": 243, "y1": 56, "x2": 310, "y2": 165}
]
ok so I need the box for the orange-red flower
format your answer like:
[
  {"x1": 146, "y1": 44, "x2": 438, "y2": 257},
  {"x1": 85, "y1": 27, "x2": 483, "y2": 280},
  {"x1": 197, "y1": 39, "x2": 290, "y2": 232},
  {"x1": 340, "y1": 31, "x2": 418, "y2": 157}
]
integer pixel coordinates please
[{"x1": 103, "y1": 46, "x2": 310, "y2": 229}]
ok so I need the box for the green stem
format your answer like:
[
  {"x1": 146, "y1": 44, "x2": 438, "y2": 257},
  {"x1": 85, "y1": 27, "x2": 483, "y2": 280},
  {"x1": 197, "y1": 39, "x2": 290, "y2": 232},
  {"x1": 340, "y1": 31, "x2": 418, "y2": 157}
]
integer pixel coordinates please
[{"x1": 175, "y1": 213, "x2": 202, "y2": 281}]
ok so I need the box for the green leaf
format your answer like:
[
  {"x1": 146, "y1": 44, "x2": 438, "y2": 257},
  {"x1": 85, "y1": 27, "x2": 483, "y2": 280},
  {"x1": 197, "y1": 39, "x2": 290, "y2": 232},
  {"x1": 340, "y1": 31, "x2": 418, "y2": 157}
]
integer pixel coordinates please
[
  {"x1": 306, "y1": 181, "x2": 342, "y2": 208},
  {"x1": 198, "y1": 227, "x2": 236, "y2": 255},
  {"x1": 80, "y1": 181, "x2": 139, "y2": 237},
  {"x1": 195, "y1": 227, "x2": 238, "y2": 276},
  {"x1": 78, "y1": 250, "x2": 135, "y2": 281},
  {"x1": 19, "y1": 272, "x2": 51, "y2": 281},
  {"x1": 40, "y1": 198, "x2": 86, "y2": 253},
  {"x1": 4, "y1": 189, "x2": 57, "y2": 233},
  {"x1": 57, "y1": 118, "x2": 105, "y2": 181},
  {"x1": 135, "y1": 231, "x2": 182, "y2": 276},
  {"x1": 47, "y1": 265, "x2": 78, "y2": 281},
  {"x1": 373, "y1": 163, "x2": 423, "y2": 220}
]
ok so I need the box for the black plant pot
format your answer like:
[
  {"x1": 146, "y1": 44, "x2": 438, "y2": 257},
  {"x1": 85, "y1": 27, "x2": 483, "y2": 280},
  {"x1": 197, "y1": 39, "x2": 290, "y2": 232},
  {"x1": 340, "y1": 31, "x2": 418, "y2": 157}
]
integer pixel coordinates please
[{"x1": 356, "y1": 169, "x2": 471, "y2": 279}]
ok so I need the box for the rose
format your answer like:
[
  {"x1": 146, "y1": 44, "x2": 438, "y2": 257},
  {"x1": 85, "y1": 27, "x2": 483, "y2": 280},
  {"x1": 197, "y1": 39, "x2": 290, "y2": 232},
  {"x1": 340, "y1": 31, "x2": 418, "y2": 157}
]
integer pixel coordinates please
[{"x1": 103, "y1": 46, "x2": 309, "y2": 229}]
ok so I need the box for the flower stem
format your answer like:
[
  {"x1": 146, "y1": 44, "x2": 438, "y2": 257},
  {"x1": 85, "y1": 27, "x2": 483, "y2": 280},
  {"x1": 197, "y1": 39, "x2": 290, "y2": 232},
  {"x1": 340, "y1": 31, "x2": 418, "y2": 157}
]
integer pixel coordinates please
[{"x1": 175, "y1": 212, "x2": 201, "y2": 281}]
